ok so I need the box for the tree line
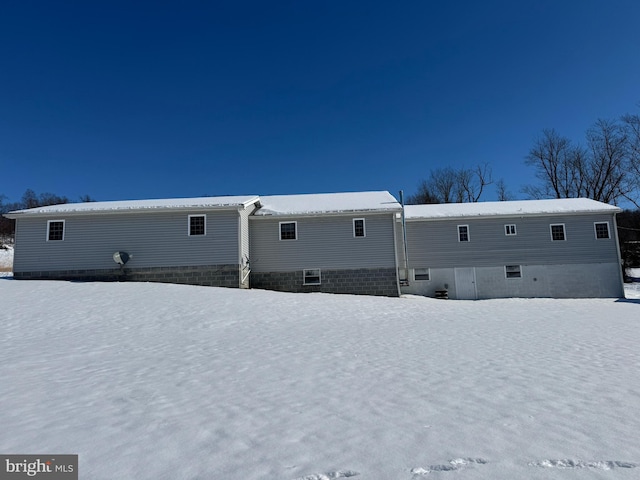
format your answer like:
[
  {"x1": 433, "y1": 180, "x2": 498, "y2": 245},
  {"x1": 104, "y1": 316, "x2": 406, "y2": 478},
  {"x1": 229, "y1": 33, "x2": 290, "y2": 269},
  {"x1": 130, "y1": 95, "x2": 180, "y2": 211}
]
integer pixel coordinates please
[
  {"x1": 524, "y1": 114, "x2": 640, "y2": 207},
  {"x1": 408, "y1": 107, "x2": 640, "y2": 207},
  {"x1": 405, "y1": 105, "x2": 640, "y2": 270}
]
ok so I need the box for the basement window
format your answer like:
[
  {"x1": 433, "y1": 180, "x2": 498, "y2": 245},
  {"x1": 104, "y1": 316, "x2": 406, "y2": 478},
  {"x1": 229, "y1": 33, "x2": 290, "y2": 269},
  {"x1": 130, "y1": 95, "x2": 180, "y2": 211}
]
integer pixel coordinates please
[
  {"x1": 188, "y1": 215, "x2": 206, "y2": 236},
  {"x1": 47, "y1": 220, "x2": 65, "y2": 241},
  {"x1": 303, "y1": 269, "x2": 321, "y2": 285},
  {"x1": 353, "y1": 218, "x2": 366, "y2": 237},
  {"x1": 594, "y1": 222, "x2": 610, "y2": 239},
  {"x1": 280, "y1": 221, "x2": 297, "y2": 240},
  {"x1": 505, "y1": 265, "x2": 522, "y2": 278},
  {"x1": 550, "y1": 224, "x2": 566, "y2": 241},
  {"x1": 413, "y1": 268, "x2": 431, "y2": 281}
]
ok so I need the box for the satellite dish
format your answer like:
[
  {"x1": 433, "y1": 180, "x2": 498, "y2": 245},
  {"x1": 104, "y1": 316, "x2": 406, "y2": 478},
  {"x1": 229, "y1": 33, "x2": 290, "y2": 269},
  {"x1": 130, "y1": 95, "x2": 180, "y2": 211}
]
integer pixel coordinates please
[{"x1": 113, "y1": 251, "x2": 130, "y2": 265}]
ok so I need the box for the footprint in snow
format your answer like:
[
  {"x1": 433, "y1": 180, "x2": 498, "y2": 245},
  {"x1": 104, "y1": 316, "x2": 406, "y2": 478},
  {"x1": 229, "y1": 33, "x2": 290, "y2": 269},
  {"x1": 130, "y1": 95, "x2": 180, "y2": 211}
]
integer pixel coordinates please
[
  {"x1": 529, "y1": 459, "x2": 637, "y2": 470},
  {"x1": 292, "y1": 470, "x2": 359, "y2": 480},
  {"x1": 411, "y1": 457, "x2": 488, "y2": 475}
]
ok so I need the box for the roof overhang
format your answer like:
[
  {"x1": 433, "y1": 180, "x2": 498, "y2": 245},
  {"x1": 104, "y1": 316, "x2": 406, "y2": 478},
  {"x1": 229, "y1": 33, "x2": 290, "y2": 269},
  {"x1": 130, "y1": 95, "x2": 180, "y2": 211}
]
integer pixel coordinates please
[
  {"x1": 3, "y1": 195, "x2": 261, "y2": 219},
  {"x1": 251, "y1": 191, "x2": 402, "y2": 218},
  {"x1": 404, "y1": 199, "x2": 622, "y2": 222},
  {"x1": 250, "y1": 208, "x2": 401, "y2": 220}
]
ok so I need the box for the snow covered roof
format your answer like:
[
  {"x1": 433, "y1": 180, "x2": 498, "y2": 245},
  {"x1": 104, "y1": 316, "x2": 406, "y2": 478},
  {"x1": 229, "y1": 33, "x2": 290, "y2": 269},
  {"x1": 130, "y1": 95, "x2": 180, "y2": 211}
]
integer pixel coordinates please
[
  {"x1": 5, "y1": 194, "x2": 620, "y2": 220},
  {"x1": 4, "y1": 195, "x2": 260, "y2": 217},
  {"x1": 405, "y1": 198, "x2": 621, "y2": 220},
  {"x1": 253, "y1": 191, "x2": 401, "y2": 216}
]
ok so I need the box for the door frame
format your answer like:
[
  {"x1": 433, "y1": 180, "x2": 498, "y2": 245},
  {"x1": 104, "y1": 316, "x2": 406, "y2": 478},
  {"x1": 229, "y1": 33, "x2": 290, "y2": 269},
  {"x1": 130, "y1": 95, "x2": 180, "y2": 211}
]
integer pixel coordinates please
[{"x1": 454, "y1": 267, "x2": 477, "y2": 300}]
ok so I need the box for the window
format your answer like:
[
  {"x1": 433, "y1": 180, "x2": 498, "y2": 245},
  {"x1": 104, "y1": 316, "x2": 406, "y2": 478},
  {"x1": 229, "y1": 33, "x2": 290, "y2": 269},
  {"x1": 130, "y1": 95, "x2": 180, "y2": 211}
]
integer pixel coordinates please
[
  {"x1": 550, "y1": 224, "x2": 566, "y2": 241},
  {"x1": 47, "y1": 220, "x2": 65, "y2": 241},
  {"x1": 414, "y1": 268, "x2": 430, "y2": 281},
  {"x1": 303, "y1": 269, "x2": 321, "y2": 285},
  {"x1": 505, "y1": 265, "x2": 522, "y2": 278},
  {"x1": 458, "y1": 225, "x2": 470, "y2": 242},
  {"x1": 188, "y1": 215, "x2": 206, "y2": 236},
  {"x1": 280, "y1": 221, "x2": 297, "y2": 240},
  {"x1": 505, "y1": 224, "x2": 517, "y2": 236},
  {"x1": 594, "y1": 222, "x2": 610, "y2": 239},
  {"x1": 353, "y1": 218, "x2": 366, "y2": 237}
]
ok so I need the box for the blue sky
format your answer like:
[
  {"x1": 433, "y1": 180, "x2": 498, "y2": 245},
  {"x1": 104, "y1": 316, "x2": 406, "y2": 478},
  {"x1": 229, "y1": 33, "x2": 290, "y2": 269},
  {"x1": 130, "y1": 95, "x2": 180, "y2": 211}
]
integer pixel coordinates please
[{"x1": 1, "y1": 0, "x2": 639, "y2": 203}]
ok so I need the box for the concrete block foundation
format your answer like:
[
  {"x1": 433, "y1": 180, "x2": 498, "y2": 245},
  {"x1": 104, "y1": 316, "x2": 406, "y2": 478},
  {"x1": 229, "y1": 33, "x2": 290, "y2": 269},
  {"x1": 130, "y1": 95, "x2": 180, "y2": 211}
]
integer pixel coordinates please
[
  {"x1": 14, "y1": 264, "x2": 242, "y2": 288},
  {"x1": 250, "y1": 267, "x2": 399, "y2": 297}
]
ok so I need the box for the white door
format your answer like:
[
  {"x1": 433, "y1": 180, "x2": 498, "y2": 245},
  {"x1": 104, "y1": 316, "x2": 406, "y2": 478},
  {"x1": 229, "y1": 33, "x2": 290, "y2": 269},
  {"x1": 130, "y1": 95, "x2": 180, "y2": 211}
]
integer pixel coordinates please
[{"x1": 454, "y1": 267, "x2": 477, "y2": 300}]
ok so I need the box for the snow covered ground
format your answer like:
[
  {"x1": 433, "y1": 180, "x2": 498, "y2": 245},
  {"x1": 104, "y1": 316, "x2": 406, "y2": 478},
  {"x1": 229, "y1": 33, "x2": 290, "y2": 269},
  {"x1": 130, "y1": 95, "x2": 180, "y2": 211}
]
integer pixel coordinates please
[{"x1": 1, "y1": 278, "x2": 640, "y2": 479}]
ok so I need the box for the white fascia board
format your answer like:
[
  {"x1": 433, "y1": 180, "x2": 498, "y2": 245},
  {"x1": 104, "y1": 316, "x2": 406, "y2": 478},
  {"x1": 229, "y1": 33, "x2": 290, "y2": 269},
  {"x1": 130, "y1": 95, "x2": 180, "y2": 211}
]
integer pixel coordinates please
[
  {"x1": 249, "y1": 209, "x2": 401, "y2": 220},
  {"x1": 4, "y1": 197, "x2": 262, "y2": 219},
  {"x1": 405, "y1": 209, "x2": 620, "y2": 222}
]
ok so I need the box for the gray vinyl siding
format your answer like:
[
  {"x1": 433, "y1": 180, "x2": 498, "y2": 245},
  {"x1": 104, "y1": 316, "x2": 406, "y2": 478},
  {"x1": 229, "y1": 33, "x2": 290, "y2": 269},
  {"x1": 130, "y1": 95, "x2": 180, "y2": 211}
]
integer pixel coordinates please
[
  {"x1": 406, "y1": 213, "x2": 620, "y2": 268},
  {"x1": 13, "y1": 210, "x2": 241, "y2": 273},
  {"x1": 250, "y1": 214, "x2": 396, "y2": 272}
]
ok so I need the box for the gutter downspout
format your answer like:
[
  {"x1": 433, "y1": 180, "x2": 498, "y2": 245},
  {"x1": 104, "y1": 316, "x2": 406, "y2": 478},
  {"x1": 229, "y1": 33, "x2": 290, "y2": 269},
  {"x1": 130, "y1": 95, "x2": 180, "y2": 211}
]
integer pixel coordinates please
[
  {"x1": 237, "y1": 209, "x2": 244, "y2": 288},
  {"x1": 399, "y1": 190, "x2": 409, "y2": 286},
  {"x1": 392, "y1": 212, "x2": 402, "y2": 297}
]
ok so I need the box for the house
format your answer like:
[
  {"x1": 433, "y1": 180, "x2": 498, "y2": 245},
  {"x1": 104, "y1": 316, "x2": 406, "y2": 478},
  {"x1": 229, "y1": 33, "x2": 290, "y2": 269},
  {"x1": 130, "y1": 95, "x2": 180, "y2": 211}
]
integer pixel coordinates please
[
  {"x1": 400, "y1": 198, "x2": 624, "y2": 299},
  {"x1": 4, "y1": 192, "x2": 625, "y2": 299},
  {"x1": 249, "y1": 191, "x2": 403, "y2": 296},
  {"x1": 4, "y1": 196, "x2": 261, "y2": 287}
]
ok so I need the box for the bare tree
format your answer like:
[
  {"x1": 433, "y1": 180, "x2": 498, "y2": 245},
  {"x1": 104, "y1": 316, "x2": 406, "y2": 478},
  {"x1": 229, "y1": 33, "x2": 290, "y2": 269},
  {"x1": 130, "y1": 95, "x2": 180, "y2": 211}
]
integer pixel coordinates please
[
  {"x1": 0, "y1": 195, "x2": 17, "y2": 244},
  {"x1": 523, "y1": 129, "x2": 587, "y2": 199},
  {"x1": 406, "y1": 180, "x2": 440, "y2": 204},
  {"x1": 622, "y1": 112, "x2": 640, "y2": 206},
  {"x1": 524, "y1": 119, "x2": 639, "y2": 206},
  {"x1": 429, "y1": 167, "x2": 460, "y2": 203},
  {"x1": 458, "y1": 163, "x2": 493, "y2": 202},
  {"x1": 1, "y1": 190, "x2": 71, "y2": 241},
  {"x1": 495, "y1": 178, "x2": 514, "y2": 201},
  {"x1": 21, "y1": 189, "x2": 40, "y2": 209},
  {"x1": 21, "y1": 189, "x2": 69, "y2": 208},
  {"x1": 584, "y1": 119, "x2": 630, "y2": 204},
  {"x1": 624, "y1": 112, "x2": 640, "y2": 166},
  {"x1": 408, "y1": 164, "x2": 494, "y2": 204}
]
